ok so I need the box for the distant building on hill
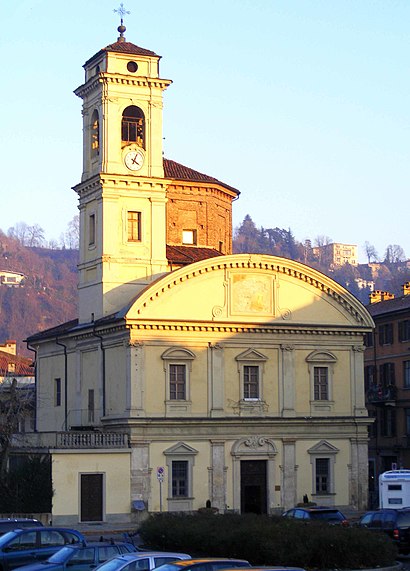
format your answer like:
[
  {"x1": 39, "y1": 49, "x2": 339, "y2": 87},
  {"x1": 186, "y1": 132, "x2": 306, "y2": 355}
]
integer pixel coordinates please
[
  {"x1": 313, "y1": 243, "x2": 358, "y2": 267},
  {"x1": 0, "y1": 270, "x2": 25, "y2": 287}
]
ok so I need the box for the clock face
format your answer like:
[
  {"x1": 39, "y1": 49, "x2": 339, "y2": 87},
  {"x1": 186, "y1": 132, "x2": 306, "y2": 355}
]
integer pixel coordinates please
[{"x1": 124, "y1": 150, "x2": 144, "y2": 171}]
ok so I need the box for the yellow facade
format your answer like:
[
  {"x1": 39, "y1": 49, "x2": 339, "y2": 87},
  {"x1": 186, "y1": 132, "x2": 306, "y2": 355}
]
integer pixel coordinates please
[{"x1": 27, "y1": 25, "x2": 374, "y2": 524}]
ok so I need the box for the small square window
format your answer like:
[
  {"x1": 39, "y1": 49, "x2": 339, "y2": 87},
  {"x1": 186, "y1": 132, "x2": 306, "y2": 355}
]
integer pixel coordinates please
[{"x1": 182, "y1": 230, "x2": 196, "y2": 245}]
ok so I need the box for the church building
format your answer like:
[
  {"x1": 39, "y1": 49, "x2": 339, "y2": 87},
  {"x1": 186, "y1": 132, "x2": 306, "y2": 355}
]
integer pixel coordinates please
[{"x1": 27, "y1": 20, "x2": 374, "y2": 525}]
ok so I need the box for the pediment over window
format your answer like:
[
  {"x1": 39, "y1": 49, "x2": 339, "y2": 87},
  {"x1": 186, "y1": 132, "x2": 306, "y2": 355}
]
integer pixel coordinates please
[
  {"x1": 306, "y1": 350, "x2": 337, "y2": 364},
  {"x1": 161, "y1": 347, "x2": 196, "y2": 361},
  {"x1": 308, "y1": 440, "x2": 339, "y2": 455},
  {"x1": 235, "y1": 349, "x2": 268, "y2": 362},
  {"x1": 164, "y1": 442, "x2": 198, "y2": 456}
]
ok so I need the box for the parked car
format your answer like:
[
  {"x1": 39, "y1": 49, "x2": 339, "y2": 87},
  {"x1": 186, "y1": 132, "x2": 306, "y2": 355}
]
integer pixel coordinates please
[
  {"x1": 0, "y1": 527, "x2": 85, "y2": 571},
  {"x1": 221, "y1": 568, "x2": 305, "y2": 571},
  {"x1": 154, "y1": 559, "x2": 251, "y2": 571},
  {"x1": 282, "y1": 506, "x2": 349, "y2": 525},
  {"x1": 92, "y1": 552, "x2": 191, "y2": 571},
  {"x1": 12, "y1": 541, "x2": 138, "y2": 571},
  {"x1": 0, "y1": 521, "x2": 43, "y2": 537},
  {"x1": 358, "y1": 508, "x2": 410, "y2": 554}
]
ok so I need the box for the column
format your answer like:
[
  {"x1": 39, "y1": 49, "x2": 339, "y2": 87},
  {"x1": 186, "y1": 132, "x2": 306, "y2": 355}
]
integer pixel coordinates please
[
  {"x1": 281, "y1": 345, "x2": 296, "y2": 417},
  {"x1": 282, "y1": 438, "x2": 297, "y2": 510},
  {"x1": 210, "y1": 440, "x2": 226, "y2": 511}
]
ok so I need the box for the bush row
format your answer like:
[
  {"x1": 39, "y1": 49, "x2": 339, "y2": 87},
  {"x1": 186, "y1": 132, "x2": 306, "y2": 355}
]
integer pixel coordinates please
[{"x1": 139, "y1": 512, "x2": 397, "y2": 569}]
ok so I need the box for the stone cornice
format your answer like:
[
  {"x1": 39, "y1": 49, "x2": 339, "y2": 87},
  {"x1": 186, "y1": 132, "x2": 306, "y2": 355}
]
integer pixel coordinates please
[
  {"x1": 73, "y1": 174, "x2": 168, "y2": 199},
  {"x1": 75, "y1": 74, "x2": 172, "y2": 99},
  {"x1": 128, "y1": 321, "x2": 365, "y2": 336}
]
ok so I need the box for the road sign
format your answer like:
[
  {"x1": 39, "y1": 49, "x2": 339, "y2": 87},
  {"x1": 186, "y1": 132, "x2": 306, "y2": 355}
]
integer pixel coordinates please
[{"x1": 157, "y1": 466, "x2": 165, "y2": 482}]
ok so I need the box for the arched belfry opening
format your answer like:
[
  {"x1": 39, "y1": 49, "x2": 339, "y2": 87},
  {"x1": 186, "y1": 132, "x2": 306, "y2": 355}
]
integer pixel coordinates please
[
  {"x1": 91, "y1": 109, "x2": 99, "y2": 157},
  {"x1": 122, "y1": 105, "x2": 145, "y2": 148}
]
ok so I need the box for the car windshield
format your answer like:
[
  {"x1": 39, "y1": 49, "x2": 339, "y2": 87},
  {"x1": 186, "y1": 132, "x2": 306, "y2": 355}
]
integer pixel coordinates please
[
  {"x1": 0, "y1": 531, "x2": 19, "y2": 546},
  {"x1": 48, "y1": 547, "x2": 76, "y2": 564},
  {"x1": 309, "y1": 511, "x2": 343, "y2": 521},
  {"x1": 153, "y1": 564, "x2": 181, "y2": 571},
  {"x1": 95, "y1": 558, "x2": 130, "y2": 571}
]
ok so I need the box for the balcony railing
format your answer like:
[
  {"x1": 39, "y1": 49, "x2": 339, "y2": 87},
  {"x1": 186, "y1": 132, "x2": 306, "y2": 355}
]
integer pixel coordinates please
[
  {"x1": 367, "y1": 384, "x2": 397, "y2": 403},
  {"x1": 11, "y1": 431, "x2": 129, "y2": 450}
]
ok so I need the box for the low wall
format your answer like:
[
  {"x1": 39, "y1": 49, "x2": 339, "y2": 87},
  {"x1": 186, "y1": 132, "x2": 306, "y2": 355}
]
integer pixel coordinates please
[{"x1": 0, "y1": 513, "x2": 52, "y2": 525}]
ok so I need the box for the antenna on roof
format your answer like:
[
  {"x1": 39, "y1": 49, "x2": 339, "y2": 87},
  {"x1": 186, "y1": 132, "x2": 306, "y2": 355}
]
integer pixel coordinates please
[{"x1": 114, "y1": 3, "x2": 130, "y2": 42}]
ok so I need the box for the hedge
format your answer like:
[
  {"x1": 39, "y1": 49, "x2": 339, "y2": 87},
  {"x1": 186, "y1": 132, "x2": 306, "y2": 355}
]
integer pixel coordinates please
[{"x1": 139, "y1": 512, "x2": 398, "y2": 569}]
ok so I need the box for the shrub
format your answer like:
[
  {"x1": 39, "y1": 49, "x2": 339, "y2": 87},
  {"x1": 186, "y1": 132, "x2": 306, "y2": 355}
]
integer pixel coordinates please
[{"x1": 139, "y1": 513, "x2": 398, "y2": 569}]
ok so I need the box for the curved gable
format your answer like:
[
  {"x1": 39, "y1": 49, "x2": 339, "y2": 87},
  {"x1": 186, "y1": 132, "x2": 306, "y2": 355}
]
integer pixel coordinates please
[{"x1": 125, "y1": 254, "x2": 374, "y2": 329}]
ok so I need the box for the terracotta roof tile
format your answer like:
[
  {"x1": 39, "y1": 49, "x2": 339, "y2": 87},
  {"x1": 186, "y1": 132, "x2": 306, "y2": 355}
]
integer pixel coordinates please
[
  {"x1": 166, "y1": 245, "x2": 223, "y2": 265},
  {"x1": 84, "y1": 42, "x2": 159, "y2": 67},
  {"x1": 164, "y1": 159, "x2": 239, "y2": 195},
  {"x1": 0, "y1": 351, "x2": 34, "y2": 377},
  {"x1": 104, "y1": 41, "x2": 158, "y2": 57}
]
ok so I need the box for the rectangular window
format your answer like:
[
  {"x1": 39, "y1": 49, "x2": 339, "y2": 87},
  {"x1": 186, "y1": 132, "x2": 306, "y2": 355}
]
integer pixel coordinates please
[
  {"x1": 406, "y1": 409, "x2": 410, "y2": 436},
  {"x1": 404, "y1": 361, "x2": 410, "y2": 389},
  {"x1": 399, "y1": 320, "x2": 410, "y2": 342},
  {"x1": 54, "y1": 378, "x2": 61, "y2": 407},
  {"x1": 169, "y1": 364, "x2": 186, "y2": 400},
  {"x1": 379, "y1": 323, "x2": 393, "y2": 345},
  {"x1": 243, "y1": 365, "x2": 259, "y2": 399},
  {"x1": 88, "y1": 389, "x2": 94, "y2": 423},
  {"x1": 172, "y1": 460, "x2": 188, "y2": 497},
  {"x1": 380, "y1": 362, "x2": 395, "y2": 388},
  {"x1": 365, "y1": 332, "x2": 374, "y2": 347},
  {"x1": 182, "y1": 230, "x2": 196, "y2": 245},
  {"x1": 364, "y1": 365, "x2": 376, "y2": 392},
  {"x1": 314, "y1": 367, "x2": 328, "y2": 400},
  {"x1": 381, "y1": 408, "x2": 396, "y2": 437},
  {"x1": 127, "y1": 211, "x2": 141, "y2": 242},
  {"x1": 315, "y1": 458, "x2": 330, "y2": 493},
  {"x1": 89, "y1": 214, "x2": 96, "y2": 246}
]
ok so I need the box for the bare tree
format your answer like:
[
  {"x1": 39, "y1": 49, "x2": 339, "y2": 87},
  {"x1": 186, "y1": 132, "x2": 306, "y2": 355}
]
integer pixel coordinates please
[
  {"x1": 26, "y1": 224, "x2": 45, "y2": 247},
  {"x1": 384, "y1": 244, "x2": 406, "y2": 264},
  {"x1": 314, "y1": 235, "x2": 332, "y2": 266},
  {"x1": 7, "y1": 222, "x2": 29, "y2": 245},
  {"x1": 65, "y1": 215, "x2": 79, "y2": 249},
  {"x1": 364, "y1": 242, "x2": 379, "y2": 264},
  {"x1": 0, "y1": 379, "x2": 34, "y2": 479}
]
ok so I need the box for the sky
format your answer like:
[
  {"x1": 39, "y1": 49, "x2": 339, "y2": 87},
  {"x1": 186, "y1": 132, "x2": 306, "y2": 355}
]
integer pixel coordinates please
[{"x1": 1, "y1": 0, "x2": 409, "y2": 262}]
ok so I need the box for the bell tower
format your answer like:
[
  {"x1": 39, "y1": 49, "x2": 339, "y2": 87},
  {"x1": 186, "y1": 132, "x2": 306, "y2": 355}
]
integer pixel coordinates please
[{"x1": 73, "y1": 17, "x2": 172, "y2": 323}]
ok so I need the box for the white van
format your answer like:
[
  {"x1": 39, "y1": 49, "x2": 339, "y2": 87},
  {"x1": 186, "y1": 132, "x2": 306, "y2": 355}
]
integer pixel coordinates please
[{"x1": 379, "y1": 469, "x2": 410, "y2": 508}]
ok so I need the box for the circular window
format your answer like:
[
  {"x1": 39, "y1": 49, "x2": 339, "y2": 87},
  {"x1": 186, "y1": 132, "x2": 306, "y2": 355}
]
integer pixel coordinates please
[{"x1": 127, "y1": 61, "x2": 138, "y2": 73}]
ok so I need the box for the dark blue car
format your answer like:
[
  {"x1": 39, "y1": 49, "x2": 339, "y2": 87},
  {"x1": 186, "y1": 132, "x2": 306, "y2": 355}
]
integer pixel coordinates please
[
  {"x1": 0, "y1": 528, "x2": 84, "y2": 571},
  {"x1": 13, "y1": 541, "x2": 137, "y2": 571}
]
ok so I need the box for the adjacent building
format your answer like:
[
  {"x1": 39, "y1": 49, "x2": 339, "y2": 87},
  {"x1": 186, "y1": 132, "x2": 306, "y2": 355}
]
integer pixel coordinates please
[
  {"x1": 364, "y1": 284, "x2": 410, "y2": 506},
  {"x1": 26, "y1": 23, "x2": 373, "y2": 524}
]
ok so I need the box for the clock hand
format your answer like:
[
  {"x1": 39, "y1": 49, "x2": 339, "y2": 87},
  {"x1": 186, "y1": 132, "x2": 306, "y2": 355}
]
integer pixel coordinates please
[{"x1": 131, "y1": 154, "x2": 139, "y2": 164}]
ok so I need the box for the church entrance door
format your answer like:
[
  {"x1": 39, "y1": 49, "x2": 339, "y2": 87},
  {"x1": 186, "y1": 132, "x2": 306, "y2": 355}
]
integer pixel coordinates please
[
  {"x1": 80, "y1": 473, "x2": 103, "y2": 522},
  {"x1": 240, "y1": 460, "x2": 267, "y2": 514}
]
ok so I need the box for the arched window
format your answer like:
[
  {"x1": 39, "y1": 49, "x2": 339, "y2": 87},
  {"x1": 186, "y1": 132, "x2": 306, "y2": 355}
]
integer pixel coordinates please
[
  {"x1": 122, "y1": 106, "x2": 145, "y2": 148},
  {"x1": 91, "y1": 110, "x2": 99, "y2": 157}
]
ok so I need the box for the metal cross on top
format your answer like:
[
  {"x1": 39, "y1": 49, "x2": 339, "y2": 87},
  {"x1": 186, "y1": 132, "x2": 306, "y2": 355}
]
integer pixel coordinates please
[{"x1": 114, "y1": 3, "x2": 131, "y2": 25}]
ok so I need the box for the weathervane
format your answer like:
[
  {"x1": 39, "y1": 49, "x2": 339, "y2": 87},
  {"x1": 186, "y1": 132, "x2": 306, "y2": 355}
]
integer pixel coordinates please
[{"x1": 114, "y1": 3, "x2": 130, "y2": 41}]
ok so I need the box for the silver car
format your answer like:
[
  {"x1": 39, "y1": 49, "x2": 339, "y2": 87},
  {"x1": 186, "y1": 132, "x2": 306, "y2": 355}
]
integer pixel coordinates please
[{"x1": 94, "y1": 552, "x2": 191, "y2": 571}]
